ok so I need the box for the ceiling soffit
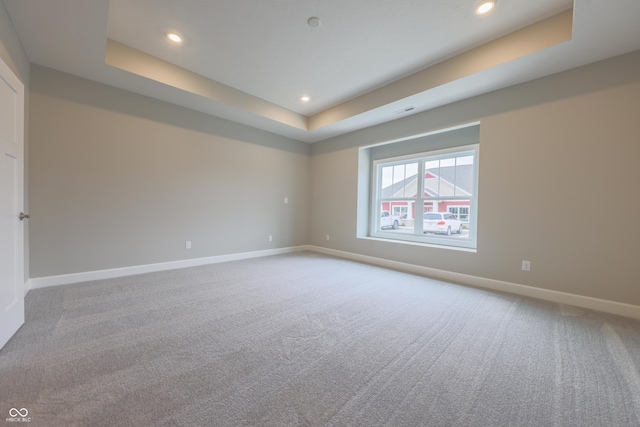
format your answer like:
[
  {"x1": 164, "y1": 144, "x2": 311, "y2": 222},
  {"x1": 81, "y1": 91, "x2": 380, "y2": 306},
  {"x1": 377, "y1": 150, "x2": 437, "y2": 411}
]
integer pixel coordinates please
[{"x1": 105, "y1": 9, "x2": 573, "y2": 135}]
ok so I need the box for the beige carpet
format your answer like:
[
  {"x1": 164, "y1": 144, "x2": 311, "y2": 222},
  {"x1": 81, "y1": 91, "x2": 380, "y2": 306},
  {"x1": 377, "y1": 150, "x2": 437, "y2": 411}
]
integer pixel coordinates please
[{"x1": 1, "y1": 251, "x2": 639, "y2": 426}]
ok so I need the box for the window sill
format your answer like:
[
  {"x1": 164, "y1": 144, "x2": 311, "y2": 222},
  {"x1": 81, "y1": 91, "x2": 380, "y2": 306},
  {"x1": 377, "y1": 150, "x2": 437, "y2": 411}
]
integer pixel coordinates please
[{"x1": 358, "y1": 235, "x2": 477, "y2": 253}]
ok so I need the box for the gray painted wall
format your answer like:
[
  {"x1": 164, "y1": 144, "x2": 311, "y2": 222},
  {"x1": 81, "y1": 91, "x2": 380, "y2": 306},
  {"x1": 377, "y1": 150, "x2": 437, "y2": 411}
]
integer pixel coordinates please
[
  {"x1": 0, "y1": 2, "x2": 28, "y2": 82},
  {"x1": 22, "y1": 40, "x2": 640, "y2": 308},
  {"x1": 28, "y1": 66, "x2": 310, "y2": 277},
  {"x1": 311, "y1": 50, "x2": 640, "y2": 306}
]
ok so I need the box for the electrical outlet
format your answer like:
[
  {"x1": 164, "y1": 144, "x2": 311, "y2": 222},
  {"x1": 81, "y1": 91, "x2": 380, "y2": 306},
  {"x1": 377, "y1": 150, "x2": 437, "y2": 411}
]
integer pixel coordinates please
[
  {"x1": 185, "y1": 241, "x2": 192, "y2": 249},
  {"x1": 284, "y1": 197, "x2": 288, "y2": 204},
  {"x1": 268, "y1": 235, "x2": 273, "y2": 242},
  {"x1": 522, "y1": 260, "x2": 531, "y2": 271},
  {"x1": 326, "y1": 235, "x2": 330, "y2": 241}
]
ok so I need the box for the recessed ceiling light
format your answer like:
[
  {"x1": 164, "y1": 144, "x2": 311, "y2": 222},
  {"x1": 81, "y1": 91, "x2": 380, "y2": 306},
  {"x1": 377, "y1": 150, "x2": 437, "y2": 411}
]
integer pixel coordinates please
[
  {"x1": 300, "y1": 96, "x2": 311, "y2": 102},
  {"x1": 166, "y1": 32, "x2": 183, "y2": 44},
  {"x1": 475, "y1": 0, "x2": 496, "y2": 15}
]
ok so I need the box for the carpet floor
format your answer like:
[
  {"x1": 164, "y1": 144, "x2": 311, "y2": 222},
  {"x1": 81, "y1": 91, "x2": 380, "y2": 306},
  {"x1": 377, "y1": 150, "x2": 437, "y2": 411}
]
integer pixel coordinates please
[{"x1": 1, "y1": 251, "x2": 639, "y2": 426}]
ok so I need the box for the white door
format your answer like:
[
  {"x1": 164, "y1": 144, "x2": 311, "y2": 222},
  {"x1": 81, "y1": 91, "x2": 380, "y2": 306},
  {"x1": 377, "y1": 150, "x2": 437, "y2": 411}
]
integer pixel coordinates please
[{"x1": 0, "y1": 56, "x2": 25, "y2": 349}]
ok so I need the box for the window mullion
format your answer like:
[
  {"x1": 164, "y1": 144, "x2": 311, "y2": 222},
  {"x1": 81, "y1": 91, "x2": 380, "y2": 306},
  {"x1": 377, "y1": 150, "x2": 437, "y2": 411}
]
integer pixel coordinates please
[
  {"x1": 372, "y1": 164, "x2": 382, "y2": 234},
  {"x1": 415, "y1": 160, "x2": 424, "y2": 235}
]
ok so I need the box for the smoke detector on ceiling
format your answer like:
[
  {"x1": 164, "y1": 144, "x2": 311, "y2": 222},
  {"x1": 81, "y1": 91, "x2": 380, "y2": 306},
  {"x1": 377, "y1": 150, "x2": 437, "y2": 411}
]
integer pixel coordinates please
[{"x1": 307, "y1": 17, "x2": 321, "y2": 28}]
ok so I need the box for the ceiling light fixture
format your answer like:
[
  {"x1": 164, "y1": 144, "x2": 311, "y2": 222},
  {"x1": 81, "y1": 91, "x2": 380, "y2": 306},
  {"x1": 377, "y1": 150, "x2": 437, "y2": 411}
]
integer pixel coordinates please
[
  {"x1": 166, "y1": 32, "x2": 183, "y2": 44},
  {"x1": 475, "y1": 0, "x2": 496, "y2": 15},
  {"x1": 300, "y1": 96, "x2": 311, "y2": 102}
]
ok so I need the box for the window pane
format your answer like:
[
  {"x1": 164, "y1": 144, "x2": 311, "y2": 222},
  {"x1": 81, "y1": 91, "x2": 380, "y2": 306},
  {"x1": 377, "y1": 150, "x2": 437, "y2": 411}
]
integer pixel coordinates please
[
  {"x1": 423, "y1": 201, "x2": 470, "y2": 239},
  {"x1": 423, "y1": 160, "x2": 439, "y2": 198},
  {"x1": 447, "y1": 205, "x2": 470, "y2": 222},
  {"x1": 437, "y1": 163, "x2": 456, "y2": 196},
  {"x1": 379, "y1": 203, "x2": 413, "y2": 235},
  {"x1": 454, "y1": 155, "x2": 474, "y2": 197},
  {"x1": 423, "y1": 155, "x2": 475, "y2": 198},
  {"x1": 381, "y1": 166, "x2": 393, "y2": 192},
  {"x1": 381, "y1": 162, "x2": 418, "y2": 199},
  {"x1": 393, "y1": 164, "x2": 406, "y2": 189},
  {"x1": 456, "y1": 155, "x2": 474, "y2": 166},
  {"x1": 425, "y1": 158, "x2": 453, "y2": 197},
  {"x1": 405, "y1": 162, "x2": 418, "y2": 187},
  {"x1": 424, "y1": 160, "x2": 439, "y2": 170},
  {"x1": 440, "y1": 158, "x2": 455, "y2": 168}
]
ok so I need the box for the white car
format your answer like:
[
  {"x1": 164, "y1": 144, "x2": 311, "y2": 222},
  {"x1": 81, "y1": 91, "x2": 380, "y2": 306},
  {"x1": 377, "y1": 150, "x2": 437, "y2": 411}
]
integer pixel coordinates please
[
  {"x1": 380, "y1": 210, "x2": 401, "y2": 229},
  {"x1": 423, "y1": 212, "x2": 462, "y2": 235}
]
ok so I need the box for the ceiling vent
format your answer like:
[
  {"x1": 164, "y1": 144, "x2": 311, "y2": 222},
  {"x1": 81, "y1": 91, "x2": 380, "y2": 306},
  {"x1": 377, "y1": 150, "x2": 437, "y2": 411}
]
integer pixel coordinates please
[{"x1": 394, "y1": 106, "x2": 416, "y2": 115}]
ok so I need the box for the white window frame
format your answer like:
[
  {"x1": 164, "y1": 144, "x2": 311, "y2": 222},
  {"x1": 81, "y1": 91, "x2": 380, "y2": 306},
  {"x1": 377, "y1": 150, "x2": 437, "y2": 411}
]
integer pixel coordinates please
[{"x1": 370, "y1": 144, "x2": 479, "y2": 249}]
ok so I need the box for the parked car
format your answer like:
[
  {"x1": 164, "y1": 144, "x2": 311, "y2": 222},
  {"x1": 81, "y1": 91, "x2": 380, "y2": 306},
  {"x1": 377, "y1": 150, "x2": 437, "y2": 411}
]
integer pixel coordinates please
[
  {"x1": 423, "y1": 212, "x2": 462, "y2": 235},
  {"x1": 380, "y1": 210, "x2": 402, "y2": 229}
]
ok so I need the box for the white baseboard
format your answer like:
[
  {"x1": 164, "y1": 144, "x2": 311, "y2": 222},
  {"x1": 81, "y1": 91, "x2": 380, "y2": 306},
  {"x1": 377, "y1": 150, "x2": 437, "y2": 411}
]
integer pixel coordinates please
[
  {"x1": 308, "y1": 246, "x2": 640, "y2": 320},
  {"x1": 29, "y1": 246, "x2": 310, "y2": 290}
]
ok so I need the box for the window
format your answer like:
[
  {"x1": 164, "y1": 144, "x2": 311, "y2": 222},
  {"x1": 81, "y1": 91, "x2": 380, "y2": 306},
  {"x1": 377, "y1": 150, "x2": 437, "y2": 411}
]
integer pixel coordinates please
[
  {"x1": 393, "y1": 206, "x2": 408, "y2": 218},
  {"x1": 448, "y1": 206, "x2": 470, "y2": 222},
  {"x1": 371, "y1": 144, "x2": 478, "y2": 249}
]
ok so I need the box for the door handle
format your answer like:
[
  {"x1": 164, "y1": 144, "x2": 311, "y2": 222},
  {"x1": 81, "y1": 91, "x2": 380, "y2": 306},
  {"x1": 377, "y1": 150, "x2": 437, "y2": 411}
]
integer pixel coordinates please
[{"x1": 18, "y1": 212, "x2": 30, "y2": 221}]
